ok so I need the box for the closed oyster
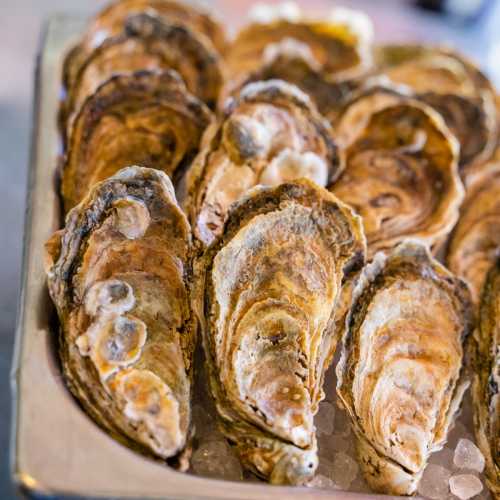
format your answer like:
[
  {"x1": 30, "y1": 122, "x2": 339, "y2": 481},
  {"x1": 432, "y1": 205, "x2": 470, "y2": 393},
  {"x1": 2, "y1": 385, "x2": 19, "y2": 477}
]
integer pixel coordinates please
[
  {"x1": 45, "y1": 166, "x2": 195, "y2": 467},
  {"x1": 61, "y1": 13, "x2": 223, "y2": 137},
  {"x1": 223, "y1": 45, "x2": 362, "y2": 123},
  {"x1": 195, "y1": 179, "x2": 366, "y2": 484},
  {"x1": 446, "y1": 160, "x2": 500, "y2": 306},
  {"x1": 337, "y1": 241, "x2": 474, "y2": 495},
  {"x1": 329, "y1": 99, "x2": 463, "y2": 258},
  {"x1": 63, "y1": 0, "x2": 226, "y2": 92},
  {"x1": 376, "y1": 44, "x2": 497, "y2": 175},
  {"x1": 61, "y1": 70, "x2": 212, "y2": 213},
  {"x1": 472, "y1": 259, "x2": 500, "y2": 498},
  {"x1": 183, "y1": 79, "x2": 341, "y2": 247},
  {"x1": 226, "y1": 16, "x2": 372, "y2": 85}
]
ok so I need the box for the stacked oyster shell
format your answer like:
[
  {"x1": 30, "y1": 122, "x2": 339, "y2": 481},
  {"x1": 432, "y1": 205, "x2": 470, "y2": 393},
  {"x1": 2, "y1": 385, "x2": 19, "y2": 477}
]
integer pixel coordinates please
[{"x1": 44, "y1": 0, "x2": 499, "y2": 497}]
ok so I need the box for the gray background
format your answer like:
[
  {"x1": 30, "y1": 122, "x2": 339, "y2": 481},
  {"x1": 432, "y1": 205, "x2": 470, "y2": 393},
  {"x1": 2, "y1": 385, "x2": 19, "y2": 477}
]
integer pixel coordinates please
[{"x1": 1, "y1": 0, "x2": 499, "y2": 497}]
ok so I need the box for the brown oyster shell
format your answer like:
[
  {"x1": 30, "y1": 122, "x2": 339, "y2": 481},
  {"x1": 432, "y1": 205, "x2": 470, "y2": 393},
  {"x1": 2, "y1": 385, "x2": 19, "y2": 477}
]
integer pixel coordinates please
[
  {"x1": 45, "y1": 166, "x2": 195, "y2": 467},
  {"x1": 337, "y1": 241, "x2": 474, "y2": 495},
  {"x1": 183, "y1": 79, "x2": 342, "y2": 247},
  {"x1": 61, "y1": 70, "x2": 212, "y2": 213},
  {"x1": 472, "y1": 259, "x2": 500, "y2": 498},
  {"x1": 63, "y1": 0, "x2": 226, "y2": 92},
  {"x1": 61, "y1": 13, "x2": 223, "y2": 138},
  {"x1": 330, "y1": 96, "x2": 464, "y2": 258},
  {"x1": 194, "y1": 179, "x2": 366, "y2": 485},
  {"x1": 447, "y1": 160, "x2": 500, "y2": 307},
  {"x1": 376, "y1": 44, "x2": 498, "y2": 175},
  {"x1": 226, "y1": 19, "x2": 371, "y2": 85}
]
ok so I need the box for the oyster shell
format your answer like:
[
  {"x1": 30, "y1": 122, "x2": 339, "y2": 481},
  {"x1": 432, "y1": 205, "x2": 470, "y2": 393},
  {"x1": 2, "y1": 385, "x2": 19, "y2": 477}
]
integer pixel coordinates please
[
  {"x1": 63, "y1": 0, "x2": 226, "y2": 92},
  {"x1": 61, "y1": 13, "x2": 223, "y2": 137},
  {"x1": 195, "y1": 179, "x2": 366, "y2": 484},
  {"x1": 472, "y1": 259, "x2": 500, "y2": 498},
  {"x1": 446, "y1": 160, "x2": 500, "y2": 306},
  {"x1": 226, "y1": 18, "x2": 372, "y2": 85},
  {"x1": 61, "y1": 70, "x2": 212, "y2": 213},
  {"x1": 223, "y1": 46, "x2": 362, "y2": 124},
  {"x1": 330, "y1": 98, "x2": 464, "y2": 258},
  {"x1": 183, "y1": 79, "x2": 341, "y2": 247},
  {"x1": 337, "y1": 241, "x2": 474, "y2": 495},
  {"x1": 376, "y1": 44, "x2": 497, "y2": 175},
  {"x1": 45, "y1": 166, "x2": 195, "y2": 467}
]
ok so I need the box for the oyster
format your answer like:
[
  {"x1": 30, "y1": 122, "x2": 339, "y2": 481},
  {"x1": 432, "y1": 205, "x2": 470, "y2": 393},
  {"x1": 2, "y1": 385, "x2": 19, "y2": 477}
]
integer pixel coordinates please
[
  {"x1": 472, "y1": 259, "x2": 500, "y2": 498},
  {"x1": 330, "y1": 98, "x2": 463, "y2": 258},
  {"x1": 45, "y1": 166, "x2": 195, "y2": 467},
  {"x1": 61, "y1": 70, "x2": 212, "y2": 213},
  {"x1": 337, "y1": 241, "x2": 474, "y2": 495},
  {"x1": 226, "y1": 16, "x2": 372, "y2": 85},
  {"x1": 61, "y1": 13, "x2": 223, "y2": 137},
  {"x1": 377, "y1": 44, "x2": 497, "y2": 175},
  {"x1": 223, "y1": 45, "x2": 362, "y2": 123},
  {"x1": 195, "y1": 179, "x2": 366, "y2": 484},
  {"x1": 63, "y1": 0, "x2": 226, "y2": 92},
  {"x1": 183, "y1": 79, "x2": 341, "y2": 247},
  {"x1": 447, "y1": 160, "x2": 500, "y2": 306}
]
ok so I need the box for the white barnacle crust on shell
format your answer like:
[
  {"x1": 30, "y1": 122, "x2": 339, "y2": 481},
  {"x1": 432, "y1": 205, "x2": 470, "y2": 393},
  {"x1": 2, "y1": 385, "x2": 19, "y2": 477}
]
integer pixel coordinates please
[
  {"x1": 112, "y1": 196, "x2": 151, "y2": 240},
  {"x1": 259, "y1": 148, "x2": 329, "y2": 187}
]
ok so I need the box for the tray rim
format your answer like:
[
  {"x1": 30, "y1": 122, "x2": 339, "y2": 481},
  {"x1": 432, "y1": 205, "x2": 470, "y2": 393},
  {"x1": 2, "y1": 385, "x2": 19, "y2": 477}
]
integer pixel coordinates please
[{"x1": 9, "y1": 13, "x2": 406, "y2": 500}]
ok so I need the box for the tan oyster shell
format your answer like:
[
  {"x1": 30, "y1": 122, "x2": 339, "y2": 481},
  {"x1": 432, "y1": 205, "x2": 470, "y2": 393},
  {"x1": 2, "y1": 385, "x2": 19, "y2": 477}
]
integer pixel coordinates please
[
  {"x1": 61, "y1": 70, "x2": 212, "y2": 213},
  {"x1": 61, "y1": 13, "x2": 223, "y2": 138},
  {"x1": 62, "y1": 0, "x2": 227, "y2": 92},
  {"x1": 472, "y1": 259, "x2": 500, "y2": 498},
  {"x1": 46, "y1": 166, "x2": 195, "y2": 467},
  {"x1": 330, "y1": 96, "x2": 463, "y2": 258},
  {"x1": 447, "y1": 160, "x2": 500, "y2": 306},
  {"x1": 337, "y1": 241, "x2": 474, "y2": 495},
  {"x1": 195, "y1": 179, "x2": 366, "y2": 484},
  {"x1": 376, "y1": 44, "x2": 498, "y2": 176},
  {"x1": 183, "y1": 79, "x2": 342, "y2": 247}
]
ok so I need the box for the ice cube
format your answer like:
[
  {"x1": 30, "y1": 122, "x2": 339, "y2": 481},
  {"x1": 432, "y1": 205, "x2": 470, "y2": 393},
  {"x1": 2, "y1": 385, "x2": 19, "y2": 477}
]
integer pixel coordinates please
[
  {"x1": 315, "y1": 401, "x2": 335, "y2": 436},
  {"x1": 308, "y1": 474, "x2": 337, "y2": 489},
  {"x1": 332, "y1": 452, "x2": 359, "y2": 490},
  {"x1": 191, "y1": 440, "x2": 243, "y2": 480},
  {"x1": 449, "y1": 474, "x2": 483, "y2": 500},
  {"x1": 454, "y1": 439, "x2": 485, "y2": 473},
  {"x1": 319, "y1": 433, "x2": 349, "y2": 459},
  {"x1": 418, "y1": 464, "x2": 451, "y2": 499}
]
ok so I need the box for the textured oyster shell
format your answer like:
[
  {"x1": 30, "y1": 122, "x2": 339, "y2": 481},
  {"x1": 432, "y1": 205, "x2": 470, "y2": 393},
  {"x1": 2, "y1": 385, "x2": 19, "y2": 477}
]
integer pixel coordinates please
[
  {"x1": 45, "y1": 166, "x2": 195, "y2": 467},
  {"x1": 376, "y1": 44, "x2": 498, "y2": 175},
  {"x1": 223, "y1": 48, "x2": 362, "y2": 124},
  {"x1": 226, "y1": 19, "x2": 371, "y2": 85},
  {"x1": 183, "y1": 79, "x2": 341, "y2": 247},
  {"x1": 195, "y1": 179, "x2": 366, "y2": 484},
  {"x1": 472, "y1": 259, "x2": 500, "y2": 498},
  {"x1": 61, "y1": 70, "x2": 212, "y2": 213},
  {"x1": 337, "y1": 241, "x2": 474, "y2": 495},
  {"x1": 61, "y1": 13, "x2": 223, "y2": 137},
  {"x1": 447, "y1": 160, "x2": 500, "y2": 306},
  {"x1": 330, "y1": 96, "x2": 463, "y2": 258},
  {"x1": 63, "y1": 0, "x2": 226, "y2": 92}
]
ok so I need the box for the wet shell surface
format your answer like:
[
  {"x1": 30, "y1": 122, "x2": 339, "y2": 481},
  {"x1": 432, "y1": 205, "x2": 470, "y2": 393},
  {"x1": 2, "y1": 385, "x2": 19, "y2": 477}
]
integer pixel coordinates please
[
  {"x1": 337, "y1": 241, "x2": 474, "y2": 495},
  {"x1": 46, "y1": 166, "x2": 196, "y2": 467},
  {"x1": 195, "y1": 179, "x2": 366, "y2": 484}
]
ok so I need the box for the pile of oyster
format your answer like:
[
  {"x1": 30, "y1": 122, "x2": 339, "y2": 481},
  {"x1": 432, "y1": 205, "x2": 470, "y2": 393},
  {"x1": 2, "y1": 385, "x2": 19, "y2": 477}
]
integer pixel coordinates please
[{"x1": 45, "y1": 0, "x2": 499, "y2": 497}]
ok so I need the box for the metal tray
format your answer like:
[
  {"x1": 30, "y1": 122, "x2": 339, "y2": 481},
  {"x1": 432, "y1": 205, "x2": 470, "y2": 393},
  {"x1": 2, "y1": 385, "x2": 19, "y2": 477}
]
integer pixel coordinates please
[{"x1": 10, "y1": 14, "x2": 400, "y2": 500}]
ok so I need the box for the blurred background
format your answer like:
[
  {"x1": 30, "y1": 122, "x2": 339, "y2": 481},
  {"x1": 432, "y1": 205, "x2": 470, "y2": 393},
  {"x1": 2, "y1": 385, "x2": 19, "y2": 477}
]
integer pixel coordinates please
[{"x1": 0, "y1": 0, "x2": 499, "y2": 497}]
